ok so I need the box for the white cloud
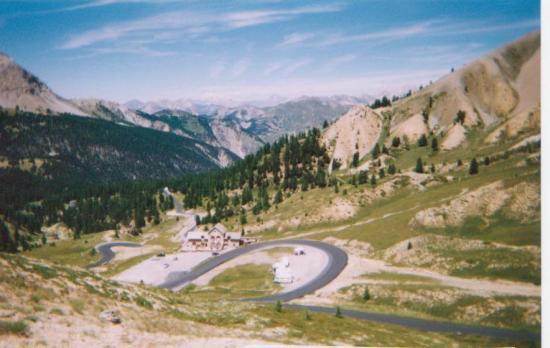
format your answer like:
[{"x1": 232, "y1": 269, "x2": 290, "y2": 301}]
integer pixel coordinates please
[
  {"x1": 209, "y1": 60, "x2": 226, "y2": 78},
  {"x1": 61, "y1": 4, "x2": 342, "y2": 49},
  {"x1": 282, "y1": 58, "x2": 311, "y2": 74},
  {"x1": 320, "y1": 54, "x2": 356, "y2": 73},
  {"x1": 190, "y1": 68, "x2": 447, "y2": 102},
  {"x1": 319, "y1": 21, "x2": 437, "y2": 46},
  {"x1": 289, "y1": 18, "x2": 540, "y2": 47},
  {"x1": 58, "y1": 0, "x2": 183, "y2": 12},
  {"x1": 278, "y1": 32, "x2": 315, "y2": 47},
  {"x1": 263, "y1": 61, "x2": 285, "y2": 76},
  {"x1": 223, "y1": 4, "x2": 341, "y2": 28},
  {"x1": 231, "y1": 58, "x2": 251, "y2": 77}
]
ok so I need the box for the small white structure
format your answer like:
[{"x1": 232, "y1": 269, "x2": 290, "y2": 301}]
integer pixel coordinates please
[
  {"x1": 280, "y1": 256, "x2": 289, "y2": 266},
  {"x1": 272, "y1": 256, "x2": 293, "y2": 283},
  {"x1": 274, "y1": 267, "x2": 294, "y2": 283},
  {"x1": 294, "y1": 247, "x2": 305, "y2": 255}
]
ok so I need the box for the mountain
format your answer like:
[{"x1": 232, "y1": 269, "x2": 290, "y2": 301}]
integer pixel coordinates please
[
  {"x1": 0, "y1": 56, "x2": 239, "y2": 209},
  {"x1": 387, "y1": 31, "x2": 540, "y2": 149},
  {"x1": 76, "y1": 99, "x2": 265, "y2": 158},
  {"x1": 323, "y1": 105, "x2": 383, "y2": 169},
  {"x1": 126, "y1": 95, "x2": 373, "y2": 144},
  {"x1": 0, "y1": 110, "x2": 237, "y2": 211},
  {"x1": 321, "y1": 31, "x2": 540, "y2": 166},
  {"x1": 0, "y1": 53, "x2": 86, "y2": 116}
]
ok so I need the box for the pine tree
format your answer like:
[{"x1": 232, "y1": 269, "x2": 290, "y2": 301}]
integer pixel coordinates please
[
  {"x1": 388, "y1": 163, "x2": 396, "y2": 175},
  {"x1": 240, "y1": 208, "x2": 247, "y2": 225},
  {"x1": 484, "y1": 156, "x2": 490, "y2": 166},
  {"x1": 422, "y1": 109, "x2": 429, "y2": 124},
  {"x1": 358, "y1": 170, "x2": 368, "y2": 185},
  {"x1": 370, "y1": 174, "x2": 377, "y2": 186},
  {"x1": 274, "y1": 189, "x2": 283, "y2": 204},
  {"x1": 455, "y1": 110, "x2": 466, "y2": 124},
  {"x1": 363, "y1": 287, "x2": 371, "y2": 301},
  {"x1": 469, "y1": 158, "x2": 479, "y2": 175},
  {"x1": 431, "y1": 137, "x2": 438, "y2": 152},
  {"x1": 392, "y1": 136, "x2": 401, "y2": 147},
  {"x1": 415, "y1": 157, "x2": 424, "y2": 173},
  {"x1": 371, "y1": 144, "x2": 380, "y2": 159},
  {"x1": 352, "y1": 152, "x2": 360, "y2": 167},
  {"x1": 379, "y1": 168, "x2": 385, "y2": 179},
  {"x1": 417, "y1": 134, "x2": 428, "y2": 147},
  {"x1": 335, "y1": 306, "x2": 343, "y2": 318},
  {"x1": 0, "y1": 221, "x2": 11, "y2": 252},
  {"x1": 275, "y1": 300, "x2": 282, "y2": 312},
  {"x1": 304, "y1": 311, "x2": 312, "y2": 321}
]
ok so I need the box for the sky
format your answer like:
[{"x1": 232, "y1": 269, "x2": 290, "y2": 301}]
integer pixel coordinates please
[{"x1": 0, "y1": 0, "x2": 540, "y2": 104}]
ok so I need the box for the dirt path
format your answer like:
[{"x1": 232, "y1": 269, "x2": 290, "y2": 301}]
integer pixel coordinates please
[
  {"x1": 295, "y1": 252, "x2": 539, "y2": 307},
  {"x1": 278, "y1": 203, "x2": 420, "y2": 240}
]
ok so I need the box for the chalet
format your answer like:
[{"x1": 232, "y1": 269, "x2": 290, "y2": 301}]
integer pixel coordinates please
[{"x1": 181, "y1": 223, "x2": 253, "y2": 251}]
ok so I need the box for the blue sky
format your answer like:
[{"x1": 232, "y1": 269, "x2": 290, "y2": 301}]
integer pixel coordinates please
[{"x1": 0, "y1": 0, "x2": 540, "y2": 103}]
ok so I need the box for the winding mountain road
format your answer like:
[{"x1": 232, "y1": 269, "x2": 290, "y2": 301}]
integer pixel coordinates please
[
  {"x1": 93, "y1": 239, "x2": 540, "y2": 342},
  {"x1": 88, "y1": 241, "x2": 142, "y2": 268}
]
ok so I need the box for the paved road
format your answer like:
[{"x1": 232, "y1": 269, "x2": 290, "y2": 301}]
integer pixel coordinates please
[
  {"x1": 285, "y1": 304, "x2": 539, "y2": 342},
  {"x1": 87, "y1": 241, "x2": 142, "y2": 268},
  {"x1": 158, "y1": 239, "x2": 348, "y2": 302},
  {"x1": 93, "y1": 239, "x2": 540, "y2": 342}
]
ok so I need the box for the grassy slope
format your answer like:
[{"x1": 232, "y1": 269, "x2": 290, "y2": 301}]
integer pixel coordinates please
[{"x1": 2, "y1": 253, "x2": 528, "y2": 347}]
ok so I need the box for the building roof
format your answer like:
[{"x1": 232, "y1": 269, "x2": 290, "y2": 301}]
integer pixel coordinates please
[
  {"x1": 187, "y1": 231, "x2": 207, "y2": 240},
  {"x1": 226, "y1": 232, "x2": 242, "y2": 240},
  {"x1": 210, "y1": 223, "x2": 227, "y2": 234}
]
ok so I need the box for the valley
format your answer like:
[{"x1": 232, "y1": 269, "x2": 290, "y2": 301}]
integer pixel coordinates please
[{"x1": 0, "y1": 19, "x2": 541, "y2": 348}]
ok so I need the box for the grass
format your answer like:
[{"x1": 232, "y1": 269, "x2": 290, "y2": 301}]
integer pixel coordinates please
[
  {"x1": 101, "y1": 252, "x2": 157, "y2": 277},
  {"x1": 0, "y1": 320, "x2": 29, "y2": 336},
  {"x1": 249, "y1": 303, "x2": 531, "y2": 347},
  {"x1": 363, "y1": 272, "x2": 438, "y2": 284},
  {"x1": 263, "y1": 247, "x2": 294, "y2": 256},
  {"x1": 437, "y1": 214, "x2": 540, "y2": 246},
  {"x1": 69, "y1": 299, "x2": 86, "y2": 314},
  {"x1": 448, "y1": 248, "x2": 540, "y2": 284},
  {"x1": 341, "y1": 283, "x2": 540, "y2": 332},
  {"x1": 189, "y1": 263, "x2": 280, "y2": 300},
  {"x1": 23, "y1": 232, "x2": 104, "y2": 267},
  {"x1": 31, "y1": 263, "x2": 58, "y2": 279}
]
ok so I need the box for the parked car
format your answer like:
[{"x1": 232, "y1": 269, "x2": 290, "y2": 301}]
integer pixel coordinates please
[
  {"x1": 157, "y1": 252, "x2": 166, "y2": 257},
  {"x1": 212, "y1": 252, "x2": 220, "y2": 256}
]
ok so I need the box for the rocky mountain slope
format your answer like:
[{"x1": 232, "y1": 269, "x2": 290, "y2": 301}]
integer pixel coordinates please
[
  {"x1": 323, "y1": 105, "x2": 384, "y2": 169},
  {"x1": 0, "y1": 51, "x2": 371, "y2": 161},
  {"x1": 386, "y1": 31, "x2": 540, "y2": 149},
  {"x1": 127, "y1": 95, "x2": 372, "y2": 148},
  {"x1": 0, "y1": 53, "x2": 86, "y2": 116}
]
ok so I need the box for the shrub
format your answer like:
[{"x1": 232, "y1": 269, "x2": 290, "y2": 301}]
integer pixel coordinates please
[
  {"x1": 0, "y1": 320, "x2": 29, "y2": 336},
  {"x1": 135, "y1": 295, "x2": 153, "y2": 309},
  {"x1": 31, "y1": 264, "x2": 57, "y2": 279},
  {"x1": 362, "y1": 288, "x2": 371, "y2": 302},
  {"x1": 275, "y1": 300, "x2": 282, "y2": 313},
  {"x1": 469, "y1": 158, "x2": 479, "y2": 175}
]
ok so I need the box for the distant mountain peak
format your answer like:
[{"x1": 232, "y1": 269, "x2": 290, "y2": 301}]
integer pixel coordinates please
[{"x1": 0, "y1": 51, "x2": 87, "y2": 116}]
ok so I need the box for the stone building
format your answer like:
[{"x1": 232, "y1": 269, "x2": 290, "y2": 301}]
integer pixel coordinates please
[{"x1": 181, "y1": 223, "x2": 252, "y2": 251}]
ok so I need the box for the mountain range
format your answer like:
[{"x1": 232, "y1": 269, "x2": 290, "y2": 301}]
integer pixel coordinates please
[
  {"x1": 0, "y1": 51, "x2": 370, "y2": 161},
  {"x1": 0, "y1": 31, "x2": 540, "y2": 196}
]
